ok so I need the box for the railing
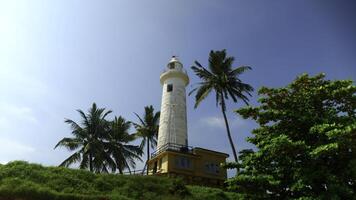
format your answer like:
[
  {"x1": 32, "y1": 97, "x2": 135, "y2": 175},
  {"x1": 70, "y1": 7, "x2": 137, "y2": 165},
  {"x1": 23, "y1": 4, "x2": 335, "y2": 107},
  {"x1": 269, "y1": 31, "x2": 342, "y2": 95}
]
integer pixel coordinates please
[
  {"x1": 161, "y1": 68, "x2": 188, "y2": 75},
  {"x1": 122, "y1": 169, "x2": 146, "y2": 175},
  {"x1": 151, "y1": 143, "x2": 194, "y2": 158}
]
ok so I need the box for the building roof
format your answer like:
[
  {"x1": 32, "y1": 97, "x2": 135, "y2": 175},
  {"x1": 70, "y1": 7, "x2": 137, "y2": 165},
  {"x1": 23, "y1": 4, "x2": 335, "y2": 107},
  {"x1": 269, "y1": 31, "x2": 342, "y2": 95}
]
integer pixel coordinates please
[{"x1": 193, "y1": 147, "x2": 229, "y2": 157}]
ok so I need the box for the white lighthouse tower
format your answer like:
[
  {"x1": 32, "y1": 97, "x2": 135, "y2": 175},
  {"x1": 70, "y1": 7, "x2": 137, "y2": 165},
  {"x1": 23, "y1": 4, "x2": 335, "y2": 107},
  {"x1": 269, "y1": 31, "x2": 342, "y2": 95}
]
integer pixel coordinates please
[
  {"x1": 157, "y1": 56, "x2": 190, "y2": 150},
  {"x1": 147, "y1": 57, "x2": 228, "y2": 185}
]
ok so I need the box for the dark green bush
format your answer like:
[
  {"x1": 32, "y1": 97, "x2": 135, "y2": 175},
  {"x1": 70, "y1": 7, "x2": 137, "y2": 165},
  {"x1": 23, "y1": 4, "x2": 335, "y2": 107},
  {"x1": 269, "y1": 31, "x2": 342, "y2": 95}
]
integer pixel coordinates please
[{"x1": 187, "y1": 185, "x2": 241, "y2": 200}]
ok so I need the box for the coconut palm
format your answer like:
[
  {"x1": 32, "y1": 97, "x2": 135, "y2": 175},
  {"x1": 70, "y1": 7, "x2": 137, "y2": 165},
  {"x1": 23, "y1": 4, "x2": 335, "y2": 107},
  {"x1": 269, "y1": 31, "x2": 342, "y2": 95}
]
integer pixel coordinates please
[
  {"x1": 55, "y1": 103, "x2": 112, "y2": 172},
  {"x1": 105, "y1": 116, "x2": 143, "y2": 174},
  {"x1": 190, "y1": 49, "x2": 254, "y2": 163},
  {"x1": 132, "y1": 105, "x2": 160, "y2": 174}
]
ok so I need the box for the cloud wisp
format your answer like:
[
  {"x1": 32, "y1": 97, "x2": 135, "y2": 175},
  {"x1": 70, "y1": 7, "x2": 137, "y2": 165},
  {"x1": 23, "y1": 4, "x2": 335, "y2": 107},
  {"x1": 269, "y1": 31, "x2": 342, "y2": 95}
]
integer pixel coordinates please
[
  {"x1": 199, "y1": 116, "x2": 248, "y2": 129},
  {"x1": 0, "y1": 138, "x2": 36, "y2": 164},
  {"x1": 0, "y1": 103, "x2": 38, "y2": 125}
]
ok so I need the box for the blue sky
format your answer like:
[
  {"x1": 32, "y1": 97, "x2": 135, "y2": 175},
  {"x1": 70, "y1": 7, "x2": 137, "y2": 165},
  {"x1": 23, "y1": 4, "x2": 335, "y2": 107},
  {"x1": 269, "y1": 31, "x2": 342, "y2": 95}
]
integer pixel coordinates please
[{"x1": 0, "y1": 0, "x2": 355, "y2": 175}]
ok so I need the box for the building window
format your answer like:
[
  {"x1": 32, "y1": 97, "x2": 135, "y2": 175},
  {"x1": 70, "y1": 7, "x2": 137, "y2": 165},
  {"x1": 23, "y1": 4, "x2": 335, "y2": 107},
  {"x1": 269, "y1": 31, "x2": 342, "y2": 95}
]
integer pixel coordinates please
[
  {"x1": 175, "y1": 156, "x2": 192, "y2": 169},
  {"x1": 167, "y1": 84, "x2": 173, "y2": 92},
  {"x1": 204, "y1": 163, "x2": 220, "y2": 174}
]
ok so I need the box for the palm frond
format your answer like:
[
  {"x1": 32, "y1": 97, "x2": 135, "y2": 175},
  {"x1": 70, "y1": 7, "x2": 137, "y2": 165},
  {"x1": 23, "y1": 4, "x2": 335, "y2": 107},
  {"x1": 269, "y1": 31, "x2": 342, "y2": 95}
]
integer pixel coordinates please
[
  {"x1": 194, "y1": 84, "x2": 213, "y2": 108},
  {"x1": 54, "y1": 137, "x2": 82, "y2": 150},
  {"x1": 134, "y1": 112, "x2": 146, "y2": 126},
  {"x1": 77, "y1": 109, "x2": 90, "y2": 128},
  {"x1": 188, "y1": 87, "x2": 199, "y2": 96},
  {"x1": 101, "y1": 110, "x2": 113, "y2": 121},
  {"x1": 59, "y1": 151, "x2": 82, "y2": 167},
  {"x1": 191, "y1": 65, "x2": 214, "y2": 81},
  {"x1": 230, "y1": 66, "x2": 252, "y2": 76},
  {"x1": 209, "y1": 49, "x2": 228, "y2": 74},
  {"x1": 226, "y1": 87, "x2": 238, "y2": 102}
]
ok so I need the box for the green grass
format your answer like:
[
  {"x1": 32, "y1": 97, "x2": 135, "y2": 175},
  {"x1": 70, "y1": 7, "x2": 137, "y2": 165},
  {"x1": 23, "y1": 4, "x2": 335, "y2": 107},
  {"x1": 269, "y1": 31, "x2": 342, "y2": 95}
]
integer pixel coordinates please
[{"x1": 0, "y1": 161, "x2": 240, "y2": 200}]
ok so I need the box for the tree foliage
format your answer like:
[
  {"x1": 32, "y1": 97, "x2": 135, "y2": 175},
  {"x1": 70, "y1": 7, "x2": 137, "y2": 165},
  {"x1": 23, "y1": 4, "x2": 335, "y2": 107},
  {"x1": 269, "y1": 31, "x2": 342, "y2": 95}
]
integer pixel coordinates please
[
  {"x1": 227, "y1": 74, "x2": 356, "y2": 199},
  {"x1": 132, "y1": 105, "x2": 160, "y2": 174},
  {"x1": 105, "y1": 116, "x2": 143, "y2": 174},
  {"x1": 55, "y1": 103, "x2": 113, "y2": 172},
  {"x1": 55, "y1": 103, "x2": 142, "y2": 173}
]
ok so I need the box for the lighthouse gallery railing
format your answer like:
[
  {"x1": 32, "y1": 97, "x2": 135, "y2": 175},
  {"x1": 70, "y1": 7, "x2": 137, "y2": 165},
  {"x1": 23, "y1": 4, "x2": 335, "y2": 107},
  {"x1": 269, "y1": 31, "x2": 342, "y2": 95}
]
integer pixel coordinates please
[{"x1": 151, "y1": 143, "x2": 194, "y2": 158}]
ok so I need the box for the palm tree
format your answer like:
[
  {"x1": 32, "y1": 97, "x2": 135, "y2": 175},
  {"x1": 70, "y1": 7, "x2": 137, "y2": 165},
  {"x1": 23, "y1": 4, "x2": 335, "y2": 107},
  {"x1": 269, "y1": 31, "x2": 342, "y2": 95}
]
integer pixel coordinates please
[
  {"x1": 55, "y1": 103, "x2": 112, "y2": 172},
  {"x1": 105, "y1": 116, "x2": 143, "y2": 174},
  {"x1": 132, "y1": 105, "x2": 160, "y2": 175},
  {"x1": 190, "y1": 49, "x2": 254, "y2": 163}
]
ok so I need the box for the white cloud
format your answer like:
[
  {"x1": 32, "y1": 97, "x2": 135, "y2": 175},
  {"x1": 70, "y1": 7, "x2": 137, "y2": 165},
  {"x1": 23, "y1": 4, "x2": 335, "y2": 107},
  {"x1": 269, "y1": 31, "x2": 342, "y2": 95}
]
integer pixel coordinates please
[
  {"x1": 200, "y1": 116, "x2": 225, "y2": 128},
  {"x1": 199, "y1": 116, "x2": 247, "y2": 129},
  {"x1": 0, "y1": 102, "x2": 38, "y2": 126},
  {"x1": 0, "y1": 67, "x2": 48, "y2": 98},
  {"x1": 0, "y1": 138, "x2": 35, "y2": 164}
]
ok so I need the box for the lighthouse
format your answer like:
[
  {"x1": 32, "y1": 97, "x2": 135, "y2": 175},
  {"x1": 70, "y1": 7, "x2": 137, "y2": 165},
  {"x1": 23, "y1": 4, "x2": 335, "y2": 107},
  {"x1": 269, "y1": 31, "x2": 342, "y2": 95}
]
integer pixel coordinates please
[
  {"x1": 157, "y1": 56, "x2": 189, "y2": 149},
  {"x1": 147, "y1": 57, "x2": 228, "y2": 187}
]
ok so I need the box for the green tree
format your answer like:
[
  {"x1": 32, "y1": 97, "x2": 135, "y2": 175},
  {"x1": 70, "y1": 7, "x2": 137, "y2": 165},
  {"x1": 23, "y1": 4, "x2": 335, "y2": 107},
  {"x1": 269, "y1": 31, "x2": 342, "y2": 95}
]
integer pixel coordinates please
[
  {"x1": 228, "y1": 74, "x2": 356, "y2": 199},
  {"x1": 55, "y1": 103, "x2": 112, "y2": 172},
  {"x1": 190, "y1": 49, "x2": 254, "y2": 163},
  {"x1": 105, "y1": 116, "x2": 143, "y2": 174},
  {"x1": 133, "y1": 105, "x2": 160, "y2": 174}
]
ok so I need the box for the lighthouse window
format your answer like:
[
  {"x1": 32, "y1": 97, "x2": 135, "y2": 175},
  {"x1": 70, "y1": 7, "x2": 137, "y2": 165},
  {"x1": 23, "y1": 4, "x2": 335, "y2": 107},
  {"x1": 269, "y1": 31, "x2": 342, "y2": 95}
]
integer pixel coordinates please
[
  {"x1": 167, "y1": 84, "x2": 173, "y2": 92},
  {"x1": 169, "y1": 62, "x2": 175, "y2": 69}
]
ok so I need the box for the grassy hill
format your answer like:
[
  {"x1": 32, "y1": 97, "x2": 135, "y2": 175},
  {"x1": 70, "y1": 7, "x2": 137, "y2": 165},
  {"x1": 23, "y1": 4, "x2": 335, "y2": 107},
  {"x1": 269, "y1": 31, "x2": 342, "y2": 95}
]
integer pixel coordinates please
[{"x1": 0, "y1": 161, "x2": 239, "y2": 200}]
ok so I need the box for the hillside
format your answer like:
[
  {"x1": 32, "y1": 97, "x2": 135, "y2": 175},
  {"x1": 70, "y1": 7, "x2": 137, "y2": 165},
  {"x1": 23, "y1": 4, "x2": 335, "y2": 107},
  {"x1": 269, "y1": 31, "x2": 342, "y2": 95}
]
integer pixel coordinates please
[{"x1": 0, "y1": 161, "x2": 239, "y2": 200}]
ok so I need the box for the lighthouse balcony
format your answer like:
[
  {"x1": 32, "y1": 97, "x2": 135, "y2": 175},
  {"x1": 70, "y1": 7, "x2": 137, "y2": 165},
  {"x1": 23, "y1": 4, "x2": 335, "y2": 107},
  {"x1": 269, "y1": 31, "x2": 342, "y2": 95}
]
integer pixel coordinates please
[
  {"x1": 151, "y1": 143, "x2": 193, "y2": 158},
  {"x1": 160, "y1": 69, "x2": 190, "y2": 86},
  {"x1": 161, "y1": 67, "x2": 188, "y2": 75}
]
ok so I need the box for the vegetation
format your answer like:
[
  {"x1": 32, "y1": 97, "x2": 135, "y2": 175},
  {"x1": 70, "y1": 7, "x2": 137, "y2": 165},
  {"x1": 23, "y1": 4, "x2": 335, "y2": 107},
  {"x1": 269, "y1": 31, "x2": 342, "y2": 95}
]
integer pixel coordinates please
[
  {"x1": 227, "y1": 74, "x2": 356, "y2": 199},
  {"x1": 132, "y1": 105, "x2": 160, "y2": 174},
  {"x1": 0, "y1": 161, "x2": 239, "y2": 200},
  {"x1": 55, "y1": 103, "x2": 142, "y2": 173},
  {"x1": 54, "y1": 103, "x2": 113, "y2": 172},
  {"x1": 190, "y1": 49, "x2": 254, "y2": 163},
  {"x1": 105, "y1": 116, "x2": 142, "y2": 174}
]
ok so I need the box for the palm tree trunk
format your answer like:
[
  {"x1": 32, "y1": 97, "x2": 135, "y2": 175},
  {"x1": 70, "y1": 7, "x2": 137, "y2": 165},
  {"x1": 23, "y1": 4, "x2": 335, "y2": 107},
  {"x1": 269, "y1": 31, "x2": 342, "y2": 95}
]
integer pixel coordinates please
[
  {"x1": 146, "y1": 138, "x2": 150, "y2": 175},
  {"x1": 220, "y1": 97, "x2": 239, "y2": 164},
  {"x1": 141, "y1": 163, "x2": 147, "y2": 175},
  {"x1": 89, "y1": 153, "x2": 93, "y2": 172},
  {"x1": 127, "y1": 165, "x2": 132, "y2": 175}
]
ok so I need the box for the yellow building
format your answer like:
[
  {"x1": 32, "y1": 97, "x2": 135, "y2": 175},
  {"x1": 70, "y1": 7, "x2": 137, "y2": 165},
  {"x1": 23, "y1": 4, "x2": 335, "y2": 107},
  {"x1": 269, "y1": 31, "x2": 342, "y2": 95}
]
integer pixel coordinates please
[{"x1": 147, "y1": 143, "x2": 228, "y2": 187}]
